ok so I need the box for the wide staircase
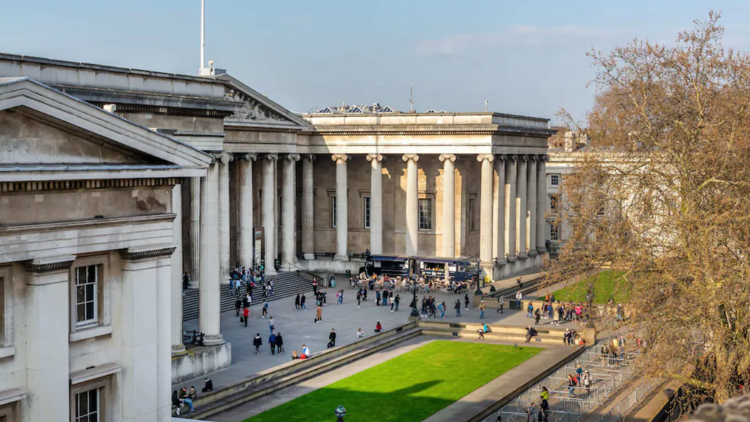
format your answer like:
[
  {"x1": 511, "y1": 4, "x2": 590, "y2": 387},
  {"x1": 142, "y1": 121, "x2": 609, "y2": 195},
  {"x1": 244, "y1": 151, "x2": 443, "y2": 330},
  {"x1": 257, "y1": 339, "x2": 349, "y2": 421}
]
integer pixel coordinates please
[
  {"x1": 182, "y1": 271, "x2": 315, "y2": 322},
  {"x1": 420, "y1": 320, "x2": 566, "y2": 344}
]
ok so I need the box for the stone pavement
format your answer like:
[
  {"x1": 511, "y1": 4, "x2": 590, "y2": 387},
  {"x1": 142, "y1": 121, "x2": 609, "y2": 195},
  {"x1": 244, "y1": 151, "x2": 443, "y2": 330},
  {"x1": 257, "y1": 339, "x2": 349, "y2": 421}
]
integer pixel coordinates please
[{"x1": 174, "y1": 271, "x2": 547, "y2": 393}]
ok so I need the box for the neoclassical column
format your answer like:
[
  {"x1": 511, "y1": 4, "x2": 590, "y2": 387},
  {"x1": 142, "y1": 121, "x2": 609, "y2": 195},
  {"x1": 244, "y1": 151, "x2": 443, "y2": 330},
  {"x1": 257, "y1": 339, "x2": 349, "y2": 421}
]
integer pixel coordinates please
[
  {"x1": 199, "y1": 160, "x2": 224, "y2": 345},
  {"x1": 478, "y1": 154, "x2": 495, "y2": 278},
  {"x1": 366, "y1": 154, "x2": 384, "y2": 254},
  {"x1": 439, "y1": 154, "x2": 456, "y2": 258},
  {"x1": 282, "y1": 154, "x2": 300, "y2": 266},
  {"x1": 262, "y1": 154, "x2": 278, "y2": 275},
  {"x1": 528, "y1": 156, "x2": 538, "y2": 256},
  {"x1": 120, "y1": 246, "x2": 176, "y2": 421},
  {"x1": 218, "y1": 153, "x2": 232, "y2": 283},
  {"x1": 537, "y1": 155, "x2": 548, "y2": 254},
  {"x1": 25, "y1": 255, "x2": 75, "y2": 422},
  {"x1": 505, "y1": 155, "x2": 518, "y2": 261},
  {"x1": 494, "y1": 156, "x2": 507, "y2": 265},
  {"x1": 517, "y1": 155, "x2": 529, "y2": 259},
  {"x1": 302, "y1": 155, "x2": 315, "y2": 260},
  {"x1": 403, "y1": 154, "x2": 419, "y2": 257},
  {"x1": 238, "y1": 154, "x2": 257, "y2": 268},
  {"x1": 332, "y1": 154, "x2": 349, "y2": 261},
  {"x1": 189, "y1": 177, "x2": 201, "y2": 288},
  {"x1": 156, "y1": 255, "x2": 173, "y2": 421},
  {"x1": 171, "y1": 184, "x2": 186, "y2": 356}
]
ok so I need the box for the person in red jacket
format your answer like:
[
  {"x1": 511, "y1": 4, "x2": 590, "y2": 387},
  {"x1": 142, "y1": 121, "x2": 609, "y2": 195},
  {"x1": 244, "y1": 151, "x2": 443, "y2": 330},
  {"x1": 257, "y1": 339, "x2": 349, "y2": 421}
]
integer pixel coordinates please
[{"x1": 243, "y1": 307, "x2": 250, "y2": 327}]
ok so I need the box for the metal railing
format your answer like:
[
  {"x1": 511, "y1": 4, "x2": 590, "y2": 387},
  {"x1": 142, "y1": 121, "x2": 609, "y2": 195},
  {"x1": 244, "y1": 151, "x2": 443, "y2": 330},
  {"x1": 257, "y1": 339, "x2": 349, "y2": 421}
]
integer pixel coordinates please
[{"x1": 595, "y1": 379, "x2": 658, "y2": 422}]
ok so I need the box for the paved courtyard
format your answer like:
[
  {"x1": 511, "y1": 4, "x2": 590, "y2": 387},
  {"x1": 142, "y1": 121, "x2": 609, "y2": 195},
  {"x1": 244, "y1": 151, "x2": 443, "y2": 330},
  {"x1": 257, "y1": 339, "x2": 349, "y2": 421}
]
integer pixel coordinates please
[{"x1": 174, "y1": 270, "x2": 577, "y2": 393}]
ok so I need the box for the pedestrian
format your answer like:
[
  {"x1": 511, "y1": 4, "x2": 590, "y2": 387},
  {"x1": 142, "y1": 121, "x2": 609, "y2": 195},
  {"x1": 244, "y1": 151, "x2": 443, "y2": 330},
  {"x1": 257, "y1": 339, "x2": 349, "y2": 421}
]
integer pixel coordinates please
[
  {"x1": 235, "y1": 296, "x2": 242, "y2": 316},
  {"x1": 464, "y1": 294, "x2": 470, "y2": 311},
  {"x1": 516, "y1": 290, "x2": 522, "y2": 308},
  {"x1": 268, "y1": 316, "x2": 275, "y2": 334},
  {"x1": 316, "y1": 304, "x2": 323, "y2": 323},
  {"x1": 295, "y1": 293, "x2": 300, "y2": 310},
  {"x1": 376, "y1": 289, "x2": 381, "y2": 306},
  {"x1": 526, "y1": 403, "x2": 535, "y2": 422},
  {"x1": 301, "y1": 293, "x2": 307, "y2": 310},
  {"x1": 583, "y1": 370, "x2": 591, "y2": 395},
  {"x1": 242, "y1": 307, "x2": 249, "y2": 327},
  {"x1": 479, "y1": 300, "x2": 485, "y2": 319},
  {"x1": 328, "y1": 329, "x2": 337, "y2": 348},
  {"x1": 357, "y1": 290, "x2": 362, "y2": 308},
  {"x1": 395, "y1": 294, "x2": 400, "y2": 312},
  {"x1": 269, "y1": 331, "x2": 277, "y2": 355},
  {"x1": 497, "y1": 294, "x2": 504, "y2": 314},
  {"x1": 455, "y1": 299, "x2": 461, "y2": 317},
  {"x1": 276, "y1": 332, "x2": 285, "y2": 354},
  {"x1": 253, "y1": 333, "x2": 262, "y2": 354},
  {"x1": 439, "y1": 301, "x2": 446, "y2": 318},
  {"x1": 262, "y1": 300, "x2": 269, "y2": 318},
  {"x1": 534, "y1": 308, "x2": 541, "y2": 325}
]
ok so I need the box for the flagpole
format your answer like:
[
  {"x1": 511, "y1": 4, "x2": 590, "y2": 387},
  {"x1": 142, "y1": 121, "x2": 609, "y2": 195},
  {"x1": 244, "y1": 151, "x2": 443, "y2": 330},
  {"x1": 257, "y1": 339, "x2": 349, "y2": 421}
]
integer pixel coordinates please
[{"x1": 200, "y1": 0, "x2": 205, "y2": 70}]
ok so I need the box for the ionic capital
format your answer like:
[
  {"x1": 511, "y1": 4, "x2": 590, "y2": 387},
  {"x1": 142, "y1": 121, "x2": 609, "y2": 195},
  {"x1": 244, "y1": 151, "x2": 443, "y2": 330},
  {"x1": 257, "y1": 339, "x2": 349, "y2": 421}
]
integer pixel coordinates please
[
  {"x1": 241, "y1": 153, "x2": 258, "y2": 162},
  {"x1": 366, "y1": 154, "x2": 384, "y2": 162},
  {"x1": 540, "y1": 154, "x2": 550, "y2": 162},
  {"x1": 302, "y1": 154, "x2": 316, "y2": 162},
  {"x1": 439, "y1": 154, "x2": 456, "y2": 163},
  {"x1": 402, "y1": 154, "x2": 419, "y2": 163},
  {"x1": 332, "y1": 154, "x2": 349, "y2": 164},
  {"x1": 477, "y1": 154, "x2": 495, "y2": 163},
  {"x1": 507, "y1": 154, "x2": 518, "y2": 162},
  {"x1": 285, "y1": 154, "x2": 300, "y2": 162},
  {"x1": 518, "y1": 154, "x2": 529, "y2": 162},
  {"x1": 217, "y1": 152, "x2": 233, "y2": 164},
  {"x1": 264, "y1": 153, "x2": 279, "y2": 162}
]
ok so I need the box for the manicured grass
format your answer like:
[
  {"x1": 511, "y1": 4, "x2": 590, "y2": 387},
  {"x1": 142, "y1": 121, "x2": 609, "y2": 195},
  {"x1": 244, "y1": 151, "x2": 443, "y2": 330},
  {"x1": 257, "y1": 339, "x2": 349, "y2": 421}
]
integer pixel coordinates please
[
  {"x1": 246, "y1": 341, "x2": 541, "y2": 422},
  {"x1": 551, "y1": 270, "x2": 629, "y2": 304}
]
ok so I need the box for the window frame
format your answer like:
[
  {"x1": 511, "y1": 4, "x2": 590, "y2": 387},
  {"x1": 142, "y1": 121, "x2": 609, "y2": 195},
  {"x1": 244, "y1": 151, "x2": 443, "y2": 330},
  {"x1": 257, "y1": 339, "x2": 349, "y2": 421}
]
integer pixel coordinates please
[
  {"x1": 69, "y1": 255, "x2": 110, "y2": 337},
  {"x1": 418, "y1": 198, "x2": 433, "y2": 231},
  {"x1": 550, "y1": 174, "x2": 560, "y2": 187},
  {"x1": 0, "y1": 266, "x2": 12, "y2": 350},
  {"x1": 0, "y1": 401, "x2": 18, "y2": 422},
  {"x1": 331, "y1": 196, "x2": 337, "y2": 228},
  {"x1": 549, "y1": 223, "x2": 560, "y2": 241},
  {"x1": 363, "y1": 196, "x2": 371, "y2": 229},
  {"x1": 74, "y1": 265, "x2": 98, "y2": 328},
  {"x1": 468, "y1": 197, "x2": 476, "y2": 231},
  {"x1": 550, "y1": 194, "x2": 560, "y2": 212},
  {"x1": 70, "y1": 377, "x2": 110, "y2": 422}
]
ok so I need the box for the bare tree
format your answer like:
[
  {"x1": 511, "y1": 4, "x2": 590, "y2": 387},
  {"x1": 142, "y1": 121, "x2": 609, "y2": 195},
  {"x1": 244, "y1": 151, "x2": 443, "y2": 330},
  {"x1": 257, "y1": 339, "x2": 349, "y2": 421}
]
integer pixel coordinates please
[{"x1": 547, "y1": 11, "x2": 750, "y2": 403}]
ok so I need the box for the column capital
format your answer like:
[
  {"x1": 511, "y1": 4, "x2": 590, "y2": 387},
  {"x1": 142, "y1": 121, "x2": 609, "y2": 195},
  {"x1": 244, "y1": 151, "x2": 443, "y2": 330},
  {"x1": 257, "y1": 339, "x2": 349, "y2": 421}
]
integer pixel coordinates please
[
  {"x1": 24, "y1": 255, "x2": 76, "y2": 275},
  {"x1": 284, "y1": 154, "x2": 300, "y2": 162},
  {"x1": 264, "y1": 153, "x2": 279, "y2": 162},
  {"x1": 518, "y1": 154, "x2": 529, "y2": 162},
  {"x1": 240, "y1": 153, "x2": 258, "y2": 162},
  {"x1": 528, "y1": 155, "x2": 538, "y2": 162},
  {"x1": 332, "y1": 154, "x2": 349, "y2": 164},
  {"x1": 477, "y1": 154, "x2": 495, "y2": 163},
  {"x1": 402, "y1": 154, "x2": 419, "y2": 163},
  {"x1": 120, "y1": 245, "x2": 177, "y2": 262},
  {"x1": 439, "y1": 154, "x2": 456, "y2": 163},
  {"x1": 302, "y1": 154, "x2": 316, "y2": 161},
  {"x1": 539, "y1": 154, "x2": 550, "y2": 162},
  {"x1": 216, "y1": 152, "x2": 233, "y2": 164},
  {"x1": 507, "y1": 154, "x2": 518, "y2": 162},
  {"x1": 366, "y1": 154, "x2": 384, "y2": 162}
]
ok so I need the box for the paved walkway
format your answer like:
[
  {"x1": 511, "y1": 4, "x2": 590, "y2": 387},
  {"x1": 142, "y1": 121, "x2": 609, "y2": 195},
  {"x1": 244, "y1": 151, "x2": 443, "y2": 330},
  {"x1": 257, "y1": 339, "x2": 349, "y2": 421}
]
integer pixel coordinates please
[{"x1": 175, "y1": 272, "x2": 548, "y2": 392}]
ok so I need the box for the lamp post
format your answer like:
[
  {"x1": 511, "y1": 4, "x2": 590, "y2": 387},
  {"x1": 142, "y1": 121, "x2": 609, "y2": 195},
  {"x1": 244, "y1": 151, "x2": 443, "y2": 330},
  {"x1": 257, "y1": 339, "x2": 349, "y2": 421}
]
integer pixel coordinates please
[
  {"x1": 409, "y1": 282, "x2": 419, "y2": 318},
  {"x1": 335, "y1": 405, "x2": 347, "y2": 422}
]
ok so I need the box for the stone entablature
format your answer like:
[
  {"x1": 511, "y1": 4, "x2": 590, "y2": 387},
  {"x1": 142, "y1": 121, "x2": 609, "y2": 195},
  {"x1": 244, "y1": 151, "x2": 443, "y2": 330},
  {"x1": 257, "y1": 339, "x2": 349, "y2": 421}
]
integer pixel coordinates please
[{"x1": 304, "y1": 111, "x2": 550, "y2": 131}]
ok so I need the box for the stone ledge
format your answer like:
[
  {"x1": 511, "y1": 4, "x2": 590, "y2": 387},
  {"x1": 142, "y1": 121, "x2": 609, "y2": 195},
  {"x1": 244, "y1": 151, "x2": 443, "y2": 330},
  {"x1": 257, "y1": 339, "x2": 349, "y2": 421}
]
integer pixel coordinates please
[{"x1": 69, "y1": 325, "x2": 113, "y2": 343}]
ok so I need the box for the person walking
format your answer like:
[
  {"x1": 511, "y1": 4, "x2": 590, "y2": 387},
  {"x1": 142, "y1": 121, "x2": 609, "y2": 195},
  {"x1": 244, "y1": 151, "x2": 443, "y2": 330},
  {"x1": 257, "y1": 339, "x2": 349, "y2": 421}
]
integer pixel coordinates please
[
  {"x1": 269, "y1": 331, "x2": 277, "y2": 355},
  {"x1": 262, "y1": 300, "x2": 269, "y2": 318},
  {"x1": 253, "y1": 333, "x2": 262, "y2": 354},
  {"x1": 439, "y1": 301, "x2": 446, "y2": 318},
  {"x1": 567, "y1": 374, "x2": 578, "y2": 397},
  {"x1": 479, "y1": 300, "x2": 485, "y2": 319},
  {"x1": 301, "y1": 293, "x2": 307, "y2": 310},
  {"x1": 455, "y1": 299, "x2": 461, "y2": 317},
  {"x1": 268, "y1": 316, "x2": 275, "y2": 334},
  {"x1": 534, "y1": 308, "x2": 541, "y2": 325},
  {"x1": 394, "y1": 294, "x2": 400, "y2": 312},
  {"x1": 295, "y1": 293, "x2": 301, "y2": 310},
  {"x1": 328, "y1": 329, "x2": 337, "y2": 348},
  {"x1": 497, "y1": 294, "x2": 504, "y2": 314},
  {"x1": 375, "y1": 289, "x2": 381, "y2": 307},
  {"x1": 464, "y1": 293, "x2": 470, "y2": 311},
  {"x1": 316, "y1": 304, "x2": 323, "y2": 323},
  {"x1": 235, "y1": 296, "x2": 242, "y2": 316},
  {"x1": 242, "y1": 307, "x2": 249, "y2": 327},
  {"x1": 276, "y1": 332, "x2": 285, "y2": 355},
  {"x1": 357, "y1": 290, "x2": 362, "y2": 308},
  {"x1": 182, "y1": 272, "x2": 190, "y2": 291},
  {"x1": 516, "y1": 290, "x2": 522, "y2": 308}
]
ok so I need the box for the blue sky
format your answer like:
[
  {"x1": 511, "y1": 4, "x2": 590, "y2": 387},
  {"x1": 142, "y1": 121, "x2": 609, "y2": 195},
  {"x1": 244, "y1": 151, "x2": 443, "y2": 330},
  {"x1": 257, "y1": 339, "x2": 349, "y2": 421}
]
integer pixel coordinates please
[{"x1": 2, "y1": 0, "x2": 749, "y2": 121}]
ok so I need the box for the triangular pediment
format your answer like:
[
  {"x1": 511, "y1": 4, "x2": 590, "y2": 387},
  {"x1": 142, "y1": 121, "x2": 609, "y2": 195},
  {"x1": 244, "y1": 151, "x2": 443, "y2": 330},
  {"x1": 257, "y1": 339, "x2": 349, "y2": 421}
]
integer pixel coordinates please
[
  {"x1": 217, "y1": 74, "x2": 310, "y2": 128},
  {"x1": 0, "y1": 78, "x2": 213, "y2": 177}
]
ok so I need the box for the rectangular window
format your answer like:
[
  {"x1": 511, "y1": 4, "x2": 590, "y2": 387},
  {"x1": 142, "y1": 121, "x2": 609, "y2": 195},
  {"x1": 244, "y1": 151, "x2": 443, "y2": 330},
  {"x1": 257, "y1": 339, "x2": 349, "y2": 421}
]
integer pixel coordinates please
[
  {"x1": 75, "y1": 265, "x2": 98, "y2": 327},
  {"x1": 550, "y1": 223, "x2": 560, "y2": 241},
  {"x1": 363, "y1": 197, "x2": 371, "y2": 229},
  {"x1": 468, "y1": 198, "x2": 475, "y2": 231},
  {"x1": 331, "y1": 196, "x2": 336, "y2": 228},
  {"x1": 550, "y1": 174, "x2": 560, "y2": 186},
  {"x1": 419, "y1": 198, "x2": 433, "y2": 230},
  {"x1": 550, "y1": 194, "x2": 560, "y2": 212},
  {"x1": 74, "y1": 388, "x2": 100, "y2": 422},
  {"x1": 0, "y1": 276, "x2": 5, "y2": 347}
]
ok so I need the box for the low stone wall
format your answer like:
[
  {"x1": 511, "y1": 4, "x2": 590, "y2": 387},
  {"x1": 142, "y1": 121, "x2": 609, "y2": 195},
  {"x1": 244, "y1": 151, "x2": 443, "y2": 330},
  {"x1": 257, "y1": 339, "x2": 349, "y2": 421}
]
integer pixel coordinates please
[
  {"x1": 172, "y1": 342, "x2": 232, "y2": 383},
  {"x1": 298, "y1": 258, "x2": 365, "y2": 276}
]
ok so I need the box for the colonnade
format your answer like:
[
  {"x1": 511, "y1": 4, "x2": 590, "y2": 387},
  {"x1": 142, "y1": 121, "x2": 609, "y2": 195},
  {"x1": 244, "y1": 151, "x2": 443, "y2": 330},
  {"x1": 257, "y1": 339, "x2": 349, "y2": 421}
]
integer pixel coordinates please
[{"x1": 176, "y1": 152, "x2": 547, "y2": 355}]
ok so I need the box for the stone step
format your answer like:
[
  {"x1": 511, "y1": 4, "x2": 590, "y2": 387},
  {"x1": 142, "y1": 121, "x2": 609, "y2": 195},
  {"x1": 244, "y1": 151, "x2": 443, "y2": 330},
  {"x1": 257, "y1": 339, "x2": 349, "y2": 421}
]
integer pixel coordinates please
[{"x1": 421, "y1": 329, "x2": 564, "y2": 344}]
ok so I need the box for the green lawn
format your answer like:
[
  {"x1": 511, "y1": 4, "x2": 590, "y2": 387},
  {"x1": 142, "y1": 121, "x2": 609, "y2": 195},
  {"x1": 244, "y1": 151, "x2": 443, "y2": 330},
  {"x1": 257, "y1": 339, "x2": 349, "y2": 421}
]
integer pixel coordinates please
[
  {"x1": 246, "y1": 341, "x2": 541, "y2": 422},
  {"x1": 551, "y1": 270, "x2": 629, "y2": 304}
]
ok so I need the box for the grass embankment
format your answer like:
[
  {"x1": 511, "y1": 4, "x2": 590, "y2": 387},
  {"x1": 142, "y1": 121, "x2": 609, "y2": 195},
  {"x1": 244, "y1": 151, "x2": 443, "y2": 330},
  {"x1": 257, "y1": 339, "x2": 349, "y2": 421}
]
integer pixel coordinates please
[
  {"x1": 247, "y1": 341, "x2": 541, "y2": 422},
  {"x1": 550, "y1": 270, "x2": 629, "y2": 304}
]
